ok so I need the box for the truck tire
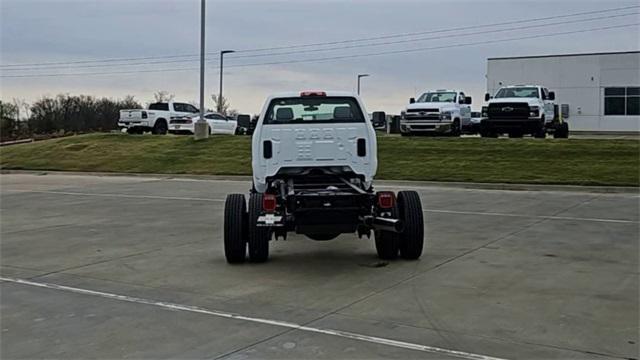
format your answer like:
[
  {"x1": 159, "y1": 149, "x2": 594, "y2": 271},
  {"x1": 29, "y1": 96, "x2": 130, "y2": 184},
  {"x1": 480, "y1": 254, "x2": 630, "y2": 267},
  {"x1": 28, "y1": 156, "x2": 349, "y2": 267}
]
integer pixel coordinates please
[
  {"x1": 152, "y1": 119, "x2": 168, "y2": 135},
  {"x1": 450, "y1": 119, "x2": 461, "y2": 137},
  {"x1": 554, "y1": 123, "x2": 569, "y2": 139},
  {"x1": 397, "y1": 191, "x2": 424, "y2": 260},
  {"x1": 248, "y1": 193, "x2": 270, "y2": 262},
  {"x1": 224, "y1": 194, "x2": 247, "y2": 263},
  {"x1": 127, "y1": 127, "x2": 143, "y2": 135},
  {"x1": 375, "y1": 202, "x2": 400, "y2": 260},
  {"x1": 533, "y1": 119, "x2": 546, "y2": 138}
]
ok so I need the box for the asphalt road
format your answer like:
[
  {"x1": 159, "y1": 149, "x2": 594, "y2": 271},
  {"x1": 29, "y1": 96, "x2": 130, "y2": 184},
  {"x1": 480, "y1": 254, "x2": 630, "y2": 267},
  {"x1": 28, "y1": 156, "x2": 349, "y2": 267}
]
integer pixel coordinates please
[{"x1": 1, "y1": 173, "x2": 638, "y2": 360}]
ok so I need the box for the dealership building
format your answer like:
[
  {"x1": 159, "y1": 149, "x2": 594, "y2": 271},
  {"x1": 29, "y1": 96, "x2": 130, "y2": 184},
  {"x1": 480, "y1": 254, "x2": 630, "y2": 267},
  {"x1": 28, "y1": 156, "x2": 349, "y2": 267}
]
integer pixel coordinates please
[{"x1": 486, "y1": 51, "x2": 639, "y2": 133}]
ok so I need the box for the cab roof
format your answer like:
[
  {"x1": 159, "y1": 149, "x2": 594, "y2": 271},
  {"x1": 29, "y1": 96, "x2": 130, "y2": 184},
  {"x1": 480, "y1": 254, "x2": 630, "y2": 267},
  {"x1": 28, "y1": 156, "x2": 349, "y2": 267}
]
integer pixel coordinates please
[
  {"x1": 266, "y1": 90, "x2": 358, "y2": 99},
  {"x1": 501, "y1": 84, "x2": 542, "y2": 88}
]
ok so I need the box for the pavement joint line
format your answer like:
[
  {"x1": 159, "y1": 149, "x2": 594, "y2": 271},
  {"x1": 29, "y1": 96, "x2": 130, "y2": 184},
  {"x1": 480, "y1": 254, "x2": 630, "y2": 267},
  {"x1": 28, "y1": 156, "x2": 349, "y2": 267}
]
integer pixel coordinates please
[
  {"x1": 2, "y1": 189, "x2": 226, "y2": 202},
  {"x1": 0, "y1": 276, "x2": 507, "y2": 360},
  {"x1": 424, "y1": 209, "x2": 637, "y2": 224},
  {"x1": 3, "y1": 189, "x2": 635, "y2": 224}
]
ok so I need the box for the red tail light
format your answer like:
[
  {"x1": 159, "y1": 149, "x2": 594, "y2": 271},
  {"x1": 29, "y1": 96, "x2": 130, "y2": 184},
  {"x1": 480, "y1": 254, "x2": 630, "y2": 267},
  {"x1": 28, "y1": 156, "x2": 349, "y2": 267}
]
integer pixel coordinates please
[
  {"x1": 300, "y1": 91, "x2": 326, "y2": 97},
  {"x1": 377, "y1": 191, "x2": 395, "y2": 209},
  {"x1": 263, "y1": 194, "x2": 277, "y2": 212}
]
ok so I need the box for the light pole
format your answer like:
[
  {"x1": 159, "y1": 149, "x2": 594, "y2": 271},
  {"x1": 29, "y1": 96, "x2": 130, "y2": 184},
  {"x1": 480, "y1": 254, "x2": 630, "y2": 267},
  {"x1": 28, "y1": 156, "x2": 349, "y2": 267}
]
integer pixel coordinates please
[
  {"x1": 194, "y1": 0, "x2": 208, "y2": 140},
  {"x1": 357, "y1": 74, "x2": 369, "y2": 95},
  {"x1": 218, "y1": 50, "x2": 235, "y2": 114}
]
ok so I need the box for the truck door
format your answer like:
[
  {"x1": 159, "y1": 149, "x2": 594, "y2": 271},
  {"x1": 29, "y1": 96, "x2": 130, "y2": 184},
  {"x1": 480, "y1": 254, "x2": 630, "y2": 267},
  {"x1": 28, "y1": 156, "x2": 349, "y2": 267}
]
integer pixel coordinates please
[
  {"x1": 458, "y1": 92, "x2": 471, "y2": 123},
  {"x1": 541, "y1": 88, "x2": 554, "y2": 120}
]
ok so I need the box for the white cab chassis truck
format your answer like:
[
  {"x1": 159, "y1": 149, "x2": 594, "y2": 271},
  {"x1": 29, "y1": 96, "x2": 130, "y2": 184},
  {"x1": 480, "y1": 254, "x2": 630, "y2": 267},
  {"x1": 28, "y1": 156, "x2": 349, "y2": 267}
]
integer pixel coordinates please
[
  {"x1": 481, "y1": 85, "x2": 569, "y2": 138},
  {"x1": 400, "y1": 89, "x2": 472, "y2": 136},
  {"x1": 223, "y1": 91, "x2": 425, "y2": 263}
]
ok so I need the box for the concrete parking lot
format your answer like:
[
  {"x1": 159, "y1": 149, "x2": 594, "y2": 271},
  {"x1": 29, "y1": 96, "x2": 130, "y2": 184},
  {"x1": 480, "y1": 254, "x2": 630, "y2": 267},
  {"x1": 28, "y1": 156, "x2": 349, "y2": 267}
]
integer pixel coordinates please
[{"x1": 1, "y1": 173, "x2": 638, "y2": 359}]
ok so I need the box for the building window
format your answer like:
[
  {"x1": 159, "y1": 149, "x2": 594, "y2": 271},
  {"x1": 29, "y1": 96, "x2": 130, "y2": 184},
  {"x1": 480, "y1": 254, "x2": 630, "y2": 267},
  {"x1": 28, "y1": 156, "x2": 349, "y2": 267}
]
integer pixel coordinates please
[{"x1": 604, "y1": 87, "x2": 640, "y2": 116}]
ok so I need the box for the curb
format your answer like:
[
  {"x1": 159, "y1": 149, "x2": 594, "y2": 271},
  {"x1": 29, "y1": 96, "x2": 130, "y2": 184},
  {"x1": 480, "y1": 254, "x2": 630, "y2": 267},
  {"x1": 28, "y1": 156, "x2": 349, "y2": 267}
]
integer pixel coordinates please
[{"x1": 1, "y1": 169, "x2": 637, "y2": 194}]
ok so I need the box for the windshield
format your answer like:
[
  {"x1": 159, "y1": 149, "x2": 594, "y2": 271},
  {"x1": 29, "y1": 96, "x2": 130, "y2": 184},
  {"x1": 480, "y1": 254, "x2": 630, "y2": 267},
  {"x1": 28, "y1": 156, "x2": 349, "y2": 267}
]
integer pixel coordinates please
[
  {"x1": 264, "y1": 97, "x2": 365, "y2": 124},
  {"x1": 495, "y1": 87, "x2": 539, "y2": 99},
  {"x1": 416, "y1": 92, "x2": 456, "y2": 103}
]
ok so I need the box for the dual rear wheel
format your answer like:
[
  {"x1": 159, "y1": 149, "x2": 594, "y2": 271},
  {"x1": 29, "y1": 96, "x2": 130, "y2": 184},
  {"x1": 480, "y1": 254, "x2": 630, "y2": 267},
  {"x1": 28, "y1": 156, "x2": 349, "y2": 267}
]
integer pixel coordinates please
[
  {"x1": 374, "y1": 190, "x2": 425, "y2": 260},
  {"x1": 224, "y1": 191, "x2": 425, "y2": 263},
  {"x1": 223, "y1": 193, "x2": 269, "y2": 263}
]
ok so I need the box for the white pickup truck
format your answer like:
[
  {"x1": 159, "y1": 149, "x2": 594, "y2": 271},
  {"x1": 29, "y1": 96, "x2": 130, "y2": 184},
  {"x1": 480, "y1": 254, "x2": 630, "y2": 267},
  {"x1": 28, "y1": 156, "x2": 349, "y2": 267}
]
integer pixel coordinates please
[
  {"x1": 400, "y1": 89, "x2": 472, "y2": 136},
  {"x1": 481, "y1": 85, "x2": 569, "y2": 138},
  {"x1": 118, "y1": 101, "x2": 199, "y2": 135}
]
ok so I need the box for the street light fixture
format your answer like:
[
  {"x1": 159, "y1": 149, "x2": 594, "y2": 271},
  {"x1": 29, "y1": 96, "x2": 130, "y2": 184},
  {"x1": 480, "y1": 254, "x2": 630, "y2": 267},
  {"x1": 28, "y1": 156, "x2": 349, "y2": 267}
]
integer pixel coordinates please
[
  {"x1": 194, "y1": 0, "x2": 208, "y2": 140},
  {"x1": 357, "y1": 74, "x2": 370, "y2": 95},
  {"x1": 218, "y1": 50, "x2": 235, "y2": 114}
]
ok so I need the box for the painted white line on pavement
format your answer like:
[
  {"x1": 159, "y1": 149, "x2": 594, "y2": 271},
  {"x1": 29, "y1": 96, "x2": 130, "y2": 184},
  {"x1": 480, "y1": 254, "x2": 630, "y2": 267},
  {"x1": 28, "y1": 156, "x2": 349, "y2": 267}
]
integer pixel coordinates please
[
  {"x1": 0, "y1": 276, "x2": 507, "y2": 360},
  {"x1": 424, "y1": 209, "x2": 637, "y2": 224},
  {"x1": 3, "y1": 189, "x2": 224, "y2": 202},
  {"x1": 4, "y1": 189, "x2": 635, "y2": 224}
]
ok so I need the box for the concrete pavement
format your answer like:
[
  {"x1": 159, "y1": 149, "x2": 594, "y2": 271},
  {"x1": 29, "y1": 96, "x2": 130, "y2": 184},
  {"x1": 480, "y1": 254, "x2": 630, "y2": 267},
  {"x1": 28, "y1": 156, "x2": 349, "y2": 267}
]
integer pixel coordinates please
[{"x1": 1, "y1": 173, "x2": 638, "y2": 359}]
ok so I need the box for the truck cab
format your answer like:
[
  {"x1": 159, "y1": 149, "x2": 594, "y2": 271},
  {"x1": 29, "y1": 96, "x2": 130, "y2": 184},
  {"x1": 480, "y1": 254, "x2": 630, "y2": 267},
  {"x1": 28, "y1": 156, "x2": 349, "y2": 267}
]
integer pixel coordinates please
[
  {"x1": 481, "y1": 85, "x2": 567, "y2": 138},
  {"x1": 400, "y1": 89, "x2": 472, "y2": 136}
]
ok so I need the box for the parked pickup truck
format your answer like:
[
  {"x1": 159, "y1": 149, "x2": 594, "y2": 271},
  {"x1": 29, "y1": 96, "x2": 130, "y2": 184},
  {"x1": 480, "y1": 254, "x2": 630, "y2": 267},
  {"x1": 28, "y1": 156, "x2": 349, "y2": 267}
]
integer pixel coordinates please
[
  {"x1": 118, "y1": 102, "x2": 199, "y2": 135},
  {"x1": 400, "y1": 89, "x2": 472, "y2": 136},
  {"x1": 481, "y1": 85, "x2": 568, "y2": 138}
]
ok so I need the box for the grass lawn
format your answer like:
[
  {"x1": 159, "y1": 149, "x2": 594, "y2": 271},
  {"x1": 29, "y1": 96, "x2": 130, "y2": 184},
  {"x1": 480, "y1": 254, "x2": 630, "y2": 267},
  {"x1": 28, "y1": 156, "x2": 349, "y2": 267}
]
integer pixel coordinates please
[{"x1": 1, "y1": 133, "x2": 638, "y2": 186}]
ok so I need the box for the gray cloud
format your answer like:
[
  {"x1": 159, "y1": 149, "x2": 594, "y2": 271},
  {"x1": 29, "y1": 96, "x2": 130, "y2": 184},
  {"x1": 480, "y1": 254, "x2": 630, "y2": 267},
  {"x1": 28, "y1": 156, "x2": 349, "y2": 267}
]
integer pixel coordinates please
[{"x1": 1, "y1": 0, "x2": 638, "y2": 114}]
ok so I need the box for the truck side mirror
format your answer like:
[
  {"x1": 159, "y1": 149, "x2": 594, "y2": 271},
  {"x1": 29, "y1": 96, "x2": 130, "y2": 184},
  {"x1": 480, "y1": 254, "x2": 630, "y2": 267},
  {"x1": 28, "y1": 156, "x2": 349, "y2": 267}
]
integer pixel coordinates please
[
  {"x1": 548, "y1": 91, "x2": 556, "y2": 101},
  {"x1": 236, "y1": 114, "x2": 251, "y2": 128},
  {"x1": 371, "y1": 111, "x2": 386, "y2": 128},
  {"x1": 484, "y1": 93, "x2": 490, "y2": 102},
  {"x1": 465, "y1": 96, "x2": 472, "y2": 105},
  {"x1": 409, "y1": 98, "x2": 415, "y2": 104}
]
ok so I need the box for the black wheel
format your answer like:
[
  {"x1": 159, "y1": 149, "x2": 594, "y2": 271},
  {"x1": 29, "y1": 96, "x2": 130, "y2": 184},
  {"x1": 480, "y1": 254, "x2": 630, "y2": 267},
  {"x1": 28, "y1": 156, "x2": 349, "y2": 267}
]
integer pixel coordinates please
[
  {"x1": 152, "y1": 119, "x2": 168, "y2": 135},
  {"x1": 127, "y1": 127, "x2": 143, "y2": 135},
  {"x1": 450, "y1": 119, "x2": 461, "y2": 137},
  {"x1": 553, "y1": 123, "x2": 569, "y2": 139},
  {"x1": 533, "y1": 119, "x2": 546, "y2": 138},
  {"x1": 400, "y1": 132, "x2": 411, "y2": 137},
  {"x1": 375, "y1": 201, "x2": 400, "y2": 260},
  {"x1": 248, "y1": 193, "x2": 270, "y2": 262},
  {"x1": 224, "y1": 194, "x2": 247, "y2": 263},
  {"x1": 397, "y1": 191, "x2": 424, "y2": 260},
  {"x1": 479, "y1": 123, "x2": 498, "y2": 138}
]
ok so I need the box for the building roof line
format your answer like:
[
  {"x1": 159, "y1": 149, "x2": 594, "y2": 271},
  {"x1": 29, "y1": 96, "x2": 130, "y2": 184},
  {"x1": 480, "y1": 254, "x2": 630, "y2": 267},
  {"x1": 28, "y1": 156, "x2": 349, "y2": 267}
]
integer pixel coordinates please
[{"x1": 488, "y1": 50, "x2": 640, "y2": 61}]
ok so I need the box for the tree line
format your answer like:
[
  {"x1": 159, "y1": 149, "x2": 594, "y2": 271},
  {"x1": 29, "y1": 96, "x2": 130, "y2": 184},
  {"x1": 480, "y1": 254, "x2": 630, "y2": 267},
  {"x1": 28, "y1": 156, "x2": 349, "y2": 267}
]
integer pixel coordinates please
[
  {"x1": 0, "y1": 94, "x2": 142, "y2": 141},
  {"x1": 0, "y1": 90, "x2": 238, "y2": 142}
]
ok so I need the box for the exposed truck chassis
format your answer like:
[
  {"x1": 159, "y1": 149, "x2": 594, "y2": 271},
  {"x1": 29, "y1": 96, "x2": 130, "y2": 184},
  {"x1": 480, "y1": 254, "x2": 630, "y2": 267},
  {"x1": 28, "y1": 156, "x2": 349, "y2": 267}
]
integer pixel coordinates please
[{"x1": 223, "y1": 170, "x2": 425, "y2": 263}]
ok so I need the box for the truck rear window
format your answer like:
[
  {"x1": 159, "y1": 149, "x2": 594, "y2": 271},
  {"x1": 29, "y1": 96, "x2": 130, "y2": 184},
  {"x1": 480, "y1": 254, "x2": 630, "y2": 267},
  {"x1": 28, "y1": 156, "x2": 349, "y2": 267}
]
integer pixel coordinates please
[
  {"x1": 264, "y1": 97, "x2": 365, "y2": 124},
  {"x1": 149, "y1": 103, "x2": 169, "y2": 111}
]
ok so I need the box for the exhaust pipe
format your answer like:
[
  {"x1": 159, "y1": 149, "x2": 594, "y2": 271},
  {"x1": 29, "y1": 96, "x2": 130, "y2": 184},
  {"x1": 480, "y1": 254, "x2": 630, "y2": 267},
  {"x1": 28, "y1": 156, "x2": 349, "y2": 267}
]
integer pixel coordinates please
[{"x1": 361, "y1": 216, "x2": 403, "y2": 233}]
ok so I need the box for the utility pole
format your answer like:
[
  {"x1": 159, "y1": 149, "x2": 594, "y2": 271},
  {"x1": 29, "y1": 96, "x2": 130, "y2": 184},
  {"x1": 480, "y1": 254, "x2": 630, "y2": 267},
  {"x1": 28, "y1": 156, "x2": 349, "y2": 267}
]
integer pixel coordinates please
[
  {"x1": 357, "y1": 74, "x2": 370, "y2": 95},
  {"x1": 194, "y1": 0, "x2": 208, "y2": 140},
  {"x1": 218, "y1": 50, "x2": 235, "y2": 114}
]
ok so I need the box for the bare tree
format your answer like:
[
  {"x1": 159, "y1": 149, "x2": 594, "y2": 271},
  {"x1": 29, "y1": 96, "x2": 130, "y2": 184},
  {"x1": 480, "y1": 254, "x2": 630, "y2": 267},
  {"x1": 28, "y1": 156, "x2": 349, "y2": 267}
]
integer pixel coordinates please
[
  {"x1": 154, "y1": 91, "x2": 175, "y2": 103},
  {"x1": 12, "y1": 98, "x2": 28, "y2": 121},
  {"x1": 211, "y1": 94, "x2": 236, "y2": 115}
]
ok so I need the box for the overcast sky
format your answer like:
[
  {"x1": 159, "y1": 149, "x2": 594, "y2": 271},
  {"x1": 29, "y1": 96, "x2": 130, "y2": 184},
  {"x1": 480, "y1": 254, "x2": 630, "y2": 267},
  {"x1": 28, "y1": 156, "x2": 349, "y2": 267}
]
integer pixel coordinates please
[{"x1": 1, "y1": 0, "x2": 639, "y2": 114}]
